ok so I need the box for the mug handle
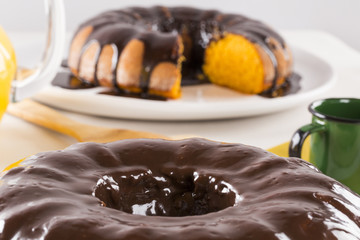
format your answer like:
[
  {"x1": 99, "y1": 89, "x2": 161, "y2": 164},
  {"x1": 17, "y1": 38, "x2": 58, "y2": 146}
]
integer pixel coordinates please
[
  {"x1": 289, "y1": 123, "x2": 325, "y2": 158},
  {"x1": 11, "y1": 0, "x2": 66, "y2": 102}
]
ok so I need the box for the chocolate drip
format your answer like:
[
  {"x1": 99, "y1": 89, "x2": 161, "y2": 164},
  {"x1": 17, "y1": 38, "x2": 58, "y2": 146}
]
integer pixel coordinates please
[
  {"x1": 51, "y1": 70, "x2": 168, "y2": 101},
  {"x1": 0, "y1": 138, "x2": 360, "y2": 239},
  {"x1": 52, "y1": 71, "x2": 94, "y2": 89},
  {"x1": 73, "y1": 6, "x2": 293, "y2": 96},
  {"x1": 137, "y1": 32, "x2": 179, "y2": 92},
  {"x1": 260, "y1": 72, "x2": 301, "y2": 98}
]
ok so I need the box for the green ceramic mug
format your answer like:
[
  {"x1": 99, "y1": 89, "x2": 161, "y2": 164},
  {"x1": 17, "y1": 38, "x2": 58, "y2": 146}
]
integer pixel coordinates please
[{"x1": 289, "y1": 98, "x2": 360, "y2": 193}]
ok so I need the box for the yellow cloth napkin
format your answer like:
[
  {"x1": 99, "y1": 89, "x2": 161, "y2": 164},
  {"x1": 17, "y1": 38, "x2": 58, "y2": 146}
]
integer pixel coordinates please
[{"x1": 267, "y1": 138, "x2": 310, "y2": 162}]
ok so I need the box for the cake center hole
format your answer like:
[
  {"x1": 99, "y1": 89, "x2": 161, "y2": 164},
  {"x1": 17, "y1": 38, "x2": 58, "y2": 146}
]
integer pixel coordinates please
[{"x1": 93, "y1": 169, "x2": 241, "y2": 217}]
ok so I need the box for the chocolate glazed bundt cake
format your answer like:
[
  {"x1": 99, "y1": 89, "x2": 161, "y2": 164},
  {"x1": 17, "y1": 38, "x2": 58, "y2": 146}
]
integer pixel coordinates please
[
  {"x1": 1, "y1": 138, "x2": 360, "y2": 239},
  {"x1": 68, "y1": 6, "x2": 295, "y2": 99}
]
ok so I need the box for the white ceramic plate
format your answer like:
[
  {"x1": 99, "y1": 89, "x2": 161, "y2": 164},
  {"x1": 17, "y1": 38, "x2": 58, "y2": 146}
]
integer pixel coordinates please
[{"x1": 34, "y1": 47, "x2": 336, "y2": 120}]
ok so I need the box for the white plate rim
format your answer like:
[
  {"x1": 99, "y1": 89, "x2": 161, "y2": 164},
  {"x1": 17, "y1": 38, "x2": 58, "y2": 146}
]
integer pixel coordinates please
[{"x1": 34, "y1": 46, "x2": 337, "y2": 121}]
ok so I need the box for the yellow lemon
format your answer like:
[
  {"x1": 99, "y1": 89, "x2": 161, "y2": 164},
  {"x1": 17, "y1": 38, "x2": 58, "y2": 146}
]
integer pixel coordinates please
[{"x1": 0, "y1": 26, "x2": 16, "y2": 120}]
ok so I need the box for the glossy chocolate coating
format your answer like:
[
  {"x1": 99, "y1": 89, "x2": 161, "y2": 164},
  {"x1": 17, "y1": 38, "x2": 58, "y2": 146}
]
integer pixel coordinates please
[
  {"x1": 72, "y1": 6, "x2": 294, "y2": 94},
  {"x1": 1, "y1": 138, "x2": 360, "y2": 239}
]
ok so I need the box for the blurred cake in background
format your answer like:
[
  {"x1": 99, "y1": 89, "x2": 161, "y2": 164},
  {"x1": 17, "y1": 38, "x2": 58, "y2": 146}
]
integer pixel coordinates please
[{"x1": 67, "y1": 6, "x2": 298, "y2": 99}]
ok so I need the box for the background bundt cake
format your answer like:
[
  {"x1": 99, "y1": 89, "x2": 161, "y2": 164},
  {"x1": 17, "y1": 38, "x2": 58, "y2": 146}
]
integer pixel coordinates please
[{"x1": 68, "y1": 6, "x2": 294, "y2": 99}]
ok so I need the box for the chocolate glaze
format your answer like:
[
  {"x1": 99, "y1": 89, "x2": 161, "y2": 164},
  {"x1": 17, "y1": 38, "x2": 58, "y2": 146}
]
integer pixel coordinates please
[
  {"x1": 99, "y1": 88, "x2": 167, "y2": 101},
  {"x1": 1, "y1": 138, "x2": 360, "y2": 239},
  {"x1": 71, "y1": 6, "x2": 298, "y2": 96},
  {"x1": 52, "y1": 71, "x2": 94, "y2": 89},
  {"x1": 260, "y1": 72, "x2": 301, "y2": 98},
  {"x1": 77, "y1": 7, "x2": 181, "y2": 92},
  {"x1": 51, "y1": 70, "x2": 299, "y2": 100},
  {"x1": 52, "y1": 71, "x2": 167, "y2": 100}
]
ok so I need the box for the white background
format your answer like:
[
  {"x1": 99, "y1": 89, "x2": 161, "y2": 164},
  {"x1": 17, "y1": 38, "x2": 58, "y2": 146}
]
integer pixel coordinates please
[{"x1": 0, "y1": 0, "x2": 359, "y2": 51}]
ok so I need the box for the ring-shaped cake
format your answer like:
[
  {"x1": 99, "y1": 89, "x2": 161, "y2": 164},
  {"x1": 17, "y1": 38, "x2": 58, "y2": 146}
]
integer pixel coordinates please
[
  {"x1": 68, "y1": 6, "x2": 297, "y2": 99},
  {"x1": 0, "y1": 138, "x2": 360, "y2": 239}
]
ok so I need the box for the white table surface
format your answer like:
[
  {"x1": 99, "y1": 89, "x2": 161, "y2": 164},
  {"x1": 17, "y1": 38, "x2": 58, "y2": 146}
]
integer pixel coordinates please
[{"x1": 1, "y1": 30, "x2": 360, "y2": 170}]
